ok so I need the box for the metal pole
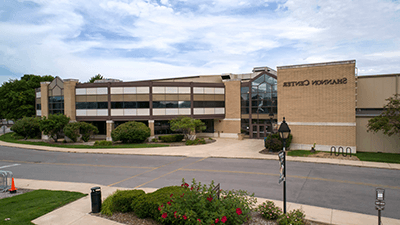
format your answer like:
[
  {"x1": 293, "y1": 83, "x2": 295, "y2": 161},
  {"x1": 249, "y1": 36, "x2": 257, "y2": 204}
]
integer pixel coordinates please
[
  {"x1": 378, "y1": 210, "x2": 381, "y2": 225},
  {"x1": 283, "y1": 140, "x2": 287, "y2": 214}
]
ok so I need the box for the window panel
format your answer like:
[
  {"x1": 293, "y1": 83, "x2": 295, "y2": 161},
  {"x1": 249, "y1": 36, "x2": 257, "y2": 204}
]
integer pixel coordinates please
[
  {"x1": 178, "y1": 101, "x2": 191, "y2": 108},
  {"x1": 165, "y1": 101, "x2": 178, "y2": 108},
  {"x1": 111, "y1": 102, "x2": 124, "y2": 109},
  {"x1": 76, "y1": 102, "x2": 87, "y2": 109},
  {"x1": 241, "y1": 86, "x2": 249, "y2": 93},
  {"x1": 137, "y1": 102, "x2": 149, "y2": 108},
  {"x1": 124, "y1": 101, "x2": 137, "y2": 109},
  {"x1": 97, "y1": 102, "x2": 108, "y2": 109}
]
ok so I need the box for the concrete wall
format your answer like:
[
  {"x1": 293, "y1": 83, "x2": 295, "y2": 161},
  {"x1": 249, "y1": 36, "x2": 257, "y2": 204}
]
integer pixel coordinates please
[
  {"x1": 215, "y1": 80, "x2": 240, "y2": 137},
  {"x1": 357, "y1": 117, "x2": 400, "y2": 153},
  {"x1": 357, "y1": 74, "x2": 399, "y2": 108},
  {"x1": 64, "y1": 80, "x2": 78, "y2": 121},
  {"x1": 277, "y1": 60, "x2": 356, "y2": 152}
]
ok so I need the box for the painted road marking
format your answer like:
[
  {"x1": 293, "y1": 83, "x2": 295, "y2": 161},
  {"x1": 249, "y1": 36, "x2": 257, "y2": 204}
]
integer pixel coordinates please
[
  {"x1": 0, "y1": 159, "x2": 155, "y2": 169},
  {"x1": 179, "y1": 168, "x2": 400, "y2": 190},
  {"x1": 0, "y1": 164, "x2": 20, "y2": 169}
]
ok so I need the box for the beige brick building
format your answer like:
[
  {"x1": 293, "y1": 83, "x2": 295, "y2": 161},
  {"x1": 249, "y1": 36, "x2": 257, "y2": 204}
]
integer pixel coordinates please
[{"x1": 35, "y1": 60, "x2": 400, "y2": 153}]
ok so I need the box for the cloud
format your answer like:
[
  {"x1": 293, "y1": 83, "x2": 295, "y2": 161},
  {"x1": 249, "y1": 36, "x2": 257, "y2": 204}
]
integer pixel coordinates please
[{"x1": 0, "y1": 0, "x2": 399, "y2": 83}]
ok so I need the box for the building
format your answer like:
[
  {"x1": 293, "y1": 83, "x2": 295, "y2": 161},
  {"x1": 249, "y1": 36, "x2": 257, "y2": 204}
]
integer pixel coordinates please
[{"x1": 35, "y1": 60, "x2": 400, "y2": 153}]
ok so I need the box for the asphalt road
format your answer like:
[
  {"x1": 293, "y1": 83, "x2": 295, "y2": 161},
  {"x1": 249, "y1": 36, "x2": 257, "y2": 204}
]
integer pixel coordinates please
[{"x1": 1, "y1": 146, "x2": 399, "y2": 219}]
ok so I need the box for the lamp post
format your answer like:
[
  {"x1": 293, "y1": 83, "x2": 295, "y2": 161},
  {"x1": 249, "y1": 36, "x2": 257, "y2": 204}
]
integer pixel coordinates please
[
  {"x1": 375, "y1": 188, "x2": 385, "y2": 225},
  {"x1": 278, "y1": 117, "x2": 291, "y2": 214}
]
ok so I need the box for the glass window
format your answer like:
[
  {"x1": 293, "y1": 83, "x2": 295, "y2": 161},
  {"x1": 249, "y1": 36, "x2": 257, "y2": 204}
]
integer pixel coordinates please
[
  {"x1": 153, "y1": 101, "x2": 164, "y2": 108},
  {"x1": 36, "y1": 104, "x2": 41, "y2": 110},
  {"x1": 193, "y1": 101, "x2": 203, "y2": 107},
  {"x1": 76, "y1": 102, "x2": 87, "y2": 109},
  {"x1": 165, "y1": 101, "x2": 178, "y2": 108},
  {"x1": 178, "y1": 101, "x2": 191, "y2": 108},
  {"x1": 124, "y1": 102, "x2": 137, "y2": 109},
  {"x1": 98, "y1": 102, "x2": 108, "y2": 109},
  {"x1": 241, "y1": 86, "x2": 249, "y2": 93},
  {"x1": 137, "y1": 102, "x2": 149, "y2": 108},
  {"x1": 87, "y1": 102, "x2": 97, "y2": 109},
  {"x1": 111, "y1": 102, "x2": 124, "y2": 109}
]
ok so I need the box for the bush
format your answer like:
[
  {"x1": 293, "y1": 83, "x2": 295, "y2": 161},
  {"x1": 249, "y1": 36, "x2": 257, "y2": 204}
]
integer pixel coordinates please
[
  {"x1": 256, "y1": 200, "x2": 282, "y2": 220},
  {"x1": 152, "y1": 138, "x2": 158, "y2": 142},
  {"x1": 63, "y1": 122, "x2": 81, "y2": 142},
  {"x1": 278, "y1": 209, "x2": 306, "y2": 225},
  {"x1": 40, "y1": 113, "x2": 70, "y2": 142},
  {"x1": 101, "y1": 190, "x2": 145, "y2": 216},
  {"x1": 111, "y1": 121, "x2": 150, "y2": 143},
  {"x1": 132, "y1": 186, "x2": 183, "y2": 221},
  {"x1": 185, "y1": 138, "x2": 206, "y2": 145},
  {"x1": 11, "y1": 116, "x2": 41, "y2": 139},
  {"x1": 159, "y1": 134, "x2": 184, "y2": 143},
  {"x1": 264, "y1": 133, "x2": 293, "y2": 151},
  {"x1": 79, "y1": 122, "x2": 99, "y2": 142},
  {"x1": 159, "y1": 179, "x2": 257, "y2": 225},
  {"x1": 94, "y1": 140, "x2": 112, "y2": 146}
]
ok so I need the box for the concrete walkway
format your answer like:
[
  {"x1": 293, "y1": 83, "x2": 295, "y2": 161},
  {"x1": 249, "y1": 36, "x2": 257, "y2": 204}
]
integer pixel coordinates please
[
  {"x1": 9, "y1": 178, "x2": 397, "y2": 225},
  {"x1": 1, "y1": 138, "x2": 399, "y2": 170}
]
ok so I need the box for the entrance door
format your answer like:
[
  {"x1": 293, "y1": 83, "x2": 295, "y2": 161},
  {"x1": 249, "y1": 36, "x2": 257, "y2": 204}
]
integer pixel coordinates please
[{"x1": 252, "y1": 124, "x2": 267, "y2": 139}]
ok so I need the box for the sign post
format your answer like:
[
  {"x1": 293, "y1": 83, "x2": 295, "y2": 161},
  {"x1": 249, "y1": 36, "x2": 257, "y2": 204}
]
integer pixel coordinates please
[{"x1": 278, "y1": 117, "x2": 290, "y2": 214}]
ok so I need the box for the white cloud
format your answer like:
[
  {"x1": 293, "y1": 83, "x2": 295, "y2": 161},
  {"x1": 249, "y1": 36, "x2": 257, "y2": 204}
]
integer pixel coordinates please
[{"x1": 0, "y1": 0, "x2": 399, "y2": 82}]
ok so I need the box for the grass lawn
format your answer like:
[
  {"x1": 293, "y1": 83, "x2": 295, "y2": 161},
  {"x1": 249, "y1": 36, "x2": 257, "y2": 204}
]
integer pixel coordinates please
[
  {"x1": 0, "y1": 190, "x2": 86, "y2": 225},
  {"x1": 287, "y1": 150, "x2": 400, "y2": 164},
  {"x1": 0, "y1": 132, "x2": 168, "y2": 149},
  {"x1": 287, "y1": 150, "x2": 320, "y2": 157},
  {"x1": 356, "y1": 152, "x2": 400, "y2": 164}
]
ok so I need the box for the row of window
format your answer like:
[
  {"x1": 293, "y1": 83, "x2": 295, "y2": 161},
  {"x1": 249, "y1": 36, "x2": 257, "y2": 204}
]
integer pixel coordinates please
[{"x1": 75, "y1": 101, "x2": 226, "y2": 109}]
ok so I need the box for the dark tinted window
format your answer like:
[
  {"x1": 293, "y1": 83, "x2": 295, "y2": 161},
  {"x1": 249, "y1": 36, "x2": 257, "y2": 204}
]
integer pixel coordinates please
[
  {"x1": 124, "y1": 102, "x2": 137, "y2": 108},
  {"x1": 178, "y1": 101, "x2": 191, "y2": 108},
  {"x1": 137, "y1": 102, "x2": 149, "y2": 108},
  {"x1": 76, "y1": 102, "x2": 87, "y2": 109},
  {"x1": 97, "y1": 102, "x2": 108, "y2": 109},
  {"x1": 111, "y1": 102, "x2": 124, "y2": 109}
]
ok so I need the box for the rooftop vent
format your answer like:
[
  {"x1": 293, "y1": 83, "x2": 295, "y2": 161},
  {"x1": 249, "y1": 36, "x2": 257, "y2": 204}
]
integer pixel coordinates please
[
  {"x1": 221, "y1": 73, "x2": 231, "y2": 80},
  {"x1": 252, "y1": 67, "x2": 271, "y2": 72},
  {"x1": 94, "y1": 78, "x2": 122, "y2": 83}
]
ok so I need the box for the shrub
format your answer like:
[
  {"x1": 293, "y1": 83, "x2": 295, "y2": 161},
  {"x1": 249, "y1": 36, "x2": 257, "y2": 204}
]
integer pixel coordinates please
[
  {"x1": 159, "y1": 134, "x2": 184, "y2": 143},
  {"x1": 278, "y1": 209, "x2": 306, "y2": 225},
  {"x1": 111, "y1": 121, "x2": 150, "y2": 143},
  {"x1": 40, "y1": 113, "x2": 70, "y2": 142},
  {"x1": 79, "y1": 122, "x2": 99, "y2": 142},
  {"x1": 11, "y1": 116, "x2": 41, "y2": 139},
  {"x1": 132, "y1": 186, "x2": 183, "y2": 221},
  {"x1": 63, "y1": 122, "x2": 81, "y2": 142},
  {"x1": 185, "y1": 138, "x2": 206, "y2": 145},
  {"x1": 264, "y1": 133, "x2": 293, "y2": 151},
  {"x1": 101, "y1": 190, "x2": 145, "y2": 216},
  {"x1": 256, "y1": 200, "x2": 282, "y2": 220},
  {"x1": 152, "y1": 138, "x2": 158, "y2": 142},
  {"x1": 159, "y1": 179, "x2": 257, "y2": 225},
  {"x1": 94, "y1": 140, "x2": 112, "y2": 146}
]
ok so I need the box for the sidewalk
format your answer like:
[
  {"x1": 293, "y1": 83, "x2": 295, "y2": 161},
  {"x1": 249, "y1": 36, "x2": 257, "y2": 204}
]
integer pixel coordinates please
[
  {"x1": 1, "y1": 138, "x2": 399, "y2": 170},
  {"x1": 10, "y1": 178, "x2": 398, "y2": 225}
]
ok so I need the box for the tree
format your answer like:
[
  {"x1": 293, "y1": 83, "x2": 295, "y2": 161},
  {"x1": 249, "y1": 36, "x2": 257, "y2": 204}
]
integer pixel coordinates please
[
  {"x1": 79, "y1": 122, "x2": 99, "y2": 142},
  {"x1": 10, "y1": 116, "x2": 41, "y2": 139},
  {"x1": 0, "y1": 74, "x2": 54, "y2": 120},
  {"x1": 89, "y1": 74, "x2": 104, "y2": 83},
  {"x1": 40, "y1": 114, "x2": 70, "y2": 142},
  {"x1": 169, "y1": 116, "x2": 206, "y2": 140},
  {"x1": 367, "y1": 94, "x2": 400, "y2": 137}
]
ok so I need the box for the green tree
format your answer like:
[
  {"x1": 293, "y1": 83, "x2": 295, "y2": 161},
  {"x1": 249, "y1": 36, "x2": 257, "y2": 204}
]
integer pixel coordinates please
[
  {"x1": 10, "y1": 116, "x2": 41, "y2": 140},
  {"x1": 367, "y1": 94, "x2": 400, "y2": 137},
  {"x1": 40, "y1": 114, "x2": 70, "y2": 142},
  {"x1": 63, "y1": 122, "x2": 81, "y2": 142},
  {"x1": 89, "y1": 74, "x2": 104, "y2": 83},
  {"x1": 169, "y1": 116, "x2": 206, "y2": 140},
  {"x1": 79, "y1": 122, "x2": 99, "y2": 142},
  {"x1": 0, "y1": 74, "x2": 54, "y2": 120}
]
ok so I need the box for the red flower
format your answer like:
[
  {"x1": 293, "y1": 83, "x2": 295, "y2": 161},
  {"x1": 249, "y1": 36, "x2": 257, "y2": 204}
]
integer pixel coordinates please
[
  {"x1": 162, "y1": 213, "x2": 167, "y2": 219},
  {"x1": 167, "y1": 201, "x2": 171, "y2": 205},
  {"x1": 170, "y1": 194, "x2": 173, "y2": 197},
  {"x1": 197, "y1": 219, "x2": 201, "y2": 222},
  {"x1": 207, "y1": 195, "x2": 213, "y2": 202},
  {"x1": 215, "y1": 218, "x2": 219, "y2": 223},
  {"x1": 236, "y1": 208, "x2": 242, "y2": 215},
  {"x1": 181, "y1": 193, "x2": 185, "y2": 197},
  {"x1": 221, "y1": 216, "x2": 227, "y2": 223},
  {"x1": 174, "y1": 211, "x2": 177, "y2": 218},
  {"x1": 158, "y1": 204, "x2": 163, "y2": 211},
  {"x1": 191, "y1": 187, "x2": 194, "y2": 190},
  {"x1": 181, "y1": 183, "x2": 189, "y2": 188},
  {"x1": 183, "y1": 215, "x2": 187, "y2": 220}
]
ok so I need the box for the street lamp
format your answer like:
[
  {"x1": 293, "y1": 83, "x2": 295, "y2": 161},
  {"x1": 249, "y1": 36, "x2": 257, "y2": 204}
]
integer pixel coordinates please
[{"x1": 278, "y1": 117, "x2": 291, "y2": 214}]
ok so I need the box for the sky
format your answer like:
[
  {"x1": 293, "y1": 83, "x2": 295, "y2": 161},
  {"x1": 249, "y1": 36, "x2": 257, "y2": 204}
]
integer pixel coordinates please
[{"x1": 0, "y1": 0, "x2": 400, "y2": 84}]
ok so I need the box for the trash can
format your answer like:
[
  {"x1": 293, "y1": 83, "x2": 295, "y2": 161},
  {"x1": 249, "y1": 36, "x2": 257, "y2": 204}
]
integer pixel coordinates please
[{"x1": 91, "y1": 187, "x2": 101, "y2": 213}]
